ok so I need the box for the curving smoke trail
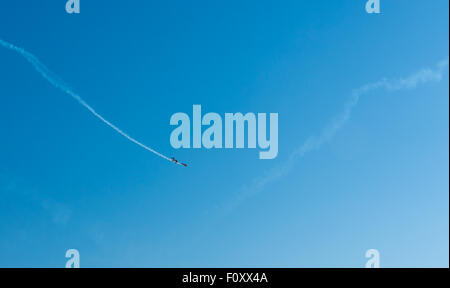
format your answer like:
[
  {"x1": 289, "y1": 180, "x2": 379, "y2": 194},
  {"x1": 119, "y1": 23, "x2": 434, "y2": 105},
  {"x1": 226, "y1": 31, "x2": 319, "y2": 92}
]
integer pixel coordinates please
[
  {"x1": 220, "y1": 57, "x2": 449, "y2": 213},
  {"x1": 0, "y1": 38, "x2": 182, "y2": 165}
]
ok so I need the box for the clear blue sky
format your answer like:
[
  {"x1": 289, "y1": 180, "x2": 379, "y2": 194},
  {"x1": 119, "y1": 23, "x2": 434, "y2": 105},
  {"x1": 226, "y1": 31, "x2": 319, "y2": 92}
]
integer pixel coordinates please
[{"x1": 0, "y1": 0, "x2": 448, "y2": 267}]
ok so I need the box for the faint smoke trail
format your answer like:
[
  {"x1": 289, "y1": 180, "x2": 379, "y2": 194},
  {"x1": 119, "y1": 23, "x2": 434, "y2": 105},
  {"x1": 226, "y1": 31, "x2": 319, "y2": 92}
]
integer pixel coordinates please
[
  {"x1": 0, "y1": 39, "x2": 177, "y2": 164},
  {"x1": 221, "y1": 58, "x2": 449, "y2": 213}
]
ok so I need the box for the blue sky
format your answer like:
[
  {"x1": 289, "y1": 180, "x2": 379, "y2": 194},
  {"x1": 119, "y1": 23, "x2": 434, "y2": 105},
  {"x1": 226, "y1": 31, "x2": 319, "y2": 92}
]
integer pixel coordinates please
[{"x1": 0, "y1": 0, "x2": 448, "y2": 267}]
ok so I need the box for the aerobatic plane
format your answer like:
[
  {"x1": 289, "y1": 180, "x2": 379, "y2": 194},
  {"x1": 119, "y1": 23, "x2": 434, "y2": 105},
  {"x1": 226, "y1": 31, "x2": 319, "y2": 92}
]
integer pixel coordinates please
[{"x1": 172, "y1": 157, "x2": 188, "y2": 167}]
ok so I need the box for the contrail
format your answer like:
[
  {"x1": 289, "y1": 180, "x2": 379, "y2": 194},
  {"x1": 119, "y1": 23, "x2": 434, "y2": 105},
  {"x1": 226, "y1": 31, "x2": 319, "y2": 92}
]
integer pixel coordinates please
[
  {"x1": 0, "y1": 38, "x2": 183, "y2": 165},
  {"x1": 220, "y1": 58, "x2": 449, "y2": 213}
]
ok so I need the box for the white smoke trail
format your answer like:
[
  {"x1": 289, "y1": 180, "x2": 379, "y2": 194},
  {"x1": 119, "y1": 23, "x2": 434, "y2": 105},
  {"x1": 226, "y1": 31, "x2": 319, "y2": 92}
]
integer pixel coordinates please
[
  {"x1": 221, "y1": 58, "x2": 449, "y2": 212},
  {"x1": 0, "y1": 38, "x2": 180, "y2": 164}
]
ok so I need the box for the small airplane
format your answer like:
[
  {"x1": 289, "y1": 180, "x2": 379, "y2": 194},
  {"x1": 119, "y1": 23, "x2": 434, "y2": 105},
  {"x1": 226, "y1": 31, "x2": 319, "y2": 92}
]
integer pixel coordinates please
[{"x1": 171, "y1": 157, "x2": 188, "y2": 167}]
